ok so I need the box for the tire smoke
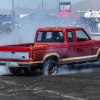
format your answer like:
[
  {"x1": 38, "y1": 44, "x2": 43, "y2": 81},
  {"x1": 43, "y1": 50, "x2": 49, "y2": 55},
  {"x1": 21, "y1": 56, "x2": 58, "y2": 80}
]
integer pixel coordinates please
[
  {"x1": 55, "y1": 63, "x2": 96, "y2": 76},
  {"x1": 0, "y1": 66, "x2": 11, "y2": 75}
]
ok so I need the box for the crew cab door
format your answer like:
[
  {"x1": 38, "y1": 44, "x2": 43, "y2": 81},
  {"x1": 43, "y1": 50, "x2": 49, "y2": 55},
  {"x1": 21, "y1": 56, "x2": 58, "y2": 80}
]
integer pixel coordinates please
[
  {"x1": 75, "y1": 30, "x2": 95, "y2": 57},
  {"x1": 66, "y1": 30, "x2": 76, "y2": 58}
]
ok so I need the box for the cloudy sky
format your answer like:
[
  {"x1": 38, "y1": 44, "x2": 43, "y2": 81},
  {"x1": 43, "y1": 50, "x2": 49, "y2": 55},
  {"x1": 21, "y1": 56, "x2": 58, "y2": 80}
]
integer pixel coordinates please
[{"x1": 1, "y1": 0, "x2": 81, "y2": 9}]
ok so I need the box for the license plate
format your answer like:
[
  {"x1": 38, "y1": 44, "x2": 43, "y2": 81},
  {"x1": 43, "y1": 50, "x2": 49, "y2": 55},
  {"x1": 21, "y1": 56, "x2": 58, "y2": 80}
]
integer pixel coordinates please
[{"x1": 10, "y1": 62, "x2": 19, "y2": 67}]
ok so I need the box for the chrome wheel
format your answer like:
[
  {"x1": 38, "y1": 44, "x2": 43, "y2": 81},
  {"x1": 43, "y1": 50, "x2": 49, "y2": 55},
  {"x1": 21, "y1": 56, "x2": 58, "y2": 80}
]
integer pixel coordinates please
[{"x1": 43, "y1": 59, "x2": 58, "y2": 75}]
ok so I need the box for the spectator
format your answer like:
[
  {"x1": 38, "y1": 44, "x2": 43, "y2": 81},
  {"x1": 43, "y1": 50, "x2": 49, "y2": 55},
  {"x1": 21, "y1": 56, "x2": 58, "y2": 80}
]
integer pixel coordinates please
[
  {"x1": 98, "y1": 22, "x2": 100, "y2": 33},
  {"x1": 3, "y1": 23, "x2": 11, "y2": 35},
  {"x1": 72, "y1": 21, "x2": 77, "y2": 27},
  {"x1": 0, "y1": 23, "x2": 2, "y2": 34},
  {"x1": 89, "y1": 19, "x2": 98, "y2": 33},
  {"x1": 96, "y1": 18, "x2": 99, "y2": 22}
]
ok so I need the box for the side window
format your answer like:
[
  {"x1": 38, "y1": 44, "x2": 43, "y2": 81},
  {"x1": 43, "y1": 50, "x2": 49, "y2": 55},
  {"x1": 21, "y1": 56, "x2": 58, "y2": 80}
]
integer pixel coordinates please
[
  {"x1": 37, "y1": 32, "x2": 42, "y2": 41},
  {"x1": 76, "y1": 30, "x2": 90, "y2": 42},
  {"x1": 67, "y1": 31, "x2": 74, "y2": 43},
  {"x1": 59, "y1": 32, "x2": 64, "y2": 37}
]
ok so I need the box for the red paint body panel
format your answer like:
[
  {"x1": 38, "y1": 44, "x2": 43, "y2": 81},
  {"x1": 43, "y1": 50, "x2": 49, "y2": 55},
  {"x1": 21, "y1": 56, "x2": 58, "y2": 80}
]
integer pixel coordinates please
[
  {"x1": 74, "y1": 29, "x2": 95, "y2": 57},
  {"x1": 66, "y1": 30, "x2": 77, "y2": 58},
  {"x1": 93, "y1": 40, "x2": 100, "y2": 54},
  {"x1": 0, "y1": 58, "x2": 30, "y2": 62},
  {"x1": 76, "y1": 41, "x2": 95, "y2": 57}
]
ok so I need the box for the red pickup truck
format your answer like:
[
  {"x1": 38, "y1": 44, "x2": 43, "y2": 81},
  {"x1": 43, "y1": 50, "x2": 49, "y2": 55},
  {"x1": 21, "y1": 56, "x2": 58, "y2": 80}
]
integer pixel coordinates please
[{"x1": 0, "y1": 27, "x2": 100, "y2": 75}]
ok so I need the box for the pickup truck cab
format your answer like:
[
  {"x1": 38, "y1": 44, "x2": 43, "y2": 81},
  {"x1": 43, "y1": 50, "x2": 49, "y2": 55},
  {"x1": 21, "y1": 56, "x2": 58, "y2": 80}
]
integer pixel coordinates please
[{"x1": 0, "y1": 27, "x2": 100, "y2": 75}]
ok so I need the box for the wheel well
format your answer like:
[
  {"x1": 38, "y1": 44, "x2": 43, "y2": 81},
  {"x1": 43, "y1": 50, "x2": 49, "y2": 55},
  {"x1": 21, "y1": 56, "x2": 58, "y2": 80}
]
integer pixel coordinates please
[{"x1": 43, "y1": 55, "x2": 59, "y2": 62}]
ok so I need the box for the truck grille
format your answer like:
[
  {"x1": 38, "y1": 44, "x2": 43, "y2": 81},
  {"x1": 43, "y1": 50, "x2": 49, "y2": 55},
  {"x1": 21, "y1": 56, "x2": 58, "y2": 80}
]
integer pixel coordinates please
[{"x1": 0, "y1": 52, "x2": 29, "y2": 60}]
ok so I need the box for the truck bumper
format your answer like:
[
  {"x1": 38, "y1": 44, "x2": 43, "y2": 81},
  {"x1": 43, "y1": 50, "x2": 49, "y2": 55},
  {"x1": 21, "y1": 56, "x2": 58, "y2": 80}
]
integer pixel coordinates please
[{"x1": 0, "y1": 61, "x2": 42, "y2": 67}]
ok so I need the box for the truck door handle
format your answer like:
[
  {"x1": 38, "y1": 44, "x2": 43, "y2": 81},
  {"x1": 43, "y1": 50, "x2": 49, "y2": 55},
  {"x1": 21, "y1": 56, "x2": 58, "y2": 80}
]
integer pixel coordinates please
[{"x1": 78, "y1": 44, "x2": 81, "y2": 46}]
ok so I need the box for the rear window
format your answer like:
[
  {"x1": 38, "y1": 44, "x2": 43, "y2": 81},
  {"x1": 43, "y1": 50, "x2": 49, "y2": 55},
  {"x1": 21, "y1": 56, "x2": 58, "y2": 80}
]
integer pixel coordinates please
[{"x1": 36, "y1": 31, "x2": 64, "y2": 43}]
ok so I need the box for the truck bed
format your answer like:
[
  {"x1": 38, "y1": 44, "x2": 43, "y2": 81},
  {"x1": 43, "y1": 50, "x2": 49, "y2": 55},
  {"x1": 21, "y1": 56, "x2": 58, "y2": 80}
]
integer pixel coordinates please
[
  {"x1": 0, "y1": 43, "x2": 34, "y2": 62},
  {"x1": 6, "y1": 43, "x2": 34, "y2": 47}
]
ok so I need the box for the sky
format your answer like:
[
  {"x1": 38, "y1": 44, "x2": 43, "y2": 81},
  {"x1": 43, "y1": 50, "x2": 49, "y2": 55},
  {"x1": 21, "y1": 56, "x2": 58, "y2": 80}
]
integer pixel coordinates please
[{"x1": 0, "y1": 0, "x2": 81, "y2": 9}]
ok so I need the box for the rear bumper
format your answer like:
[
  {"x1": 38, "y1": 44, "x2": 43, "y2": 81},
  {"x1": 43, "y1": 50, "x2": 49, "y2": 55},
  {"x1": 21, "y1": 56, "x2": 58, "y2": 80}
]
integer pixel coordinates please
[{"x1": 0, "y1": 61, "x2": 42, "y2": 67}]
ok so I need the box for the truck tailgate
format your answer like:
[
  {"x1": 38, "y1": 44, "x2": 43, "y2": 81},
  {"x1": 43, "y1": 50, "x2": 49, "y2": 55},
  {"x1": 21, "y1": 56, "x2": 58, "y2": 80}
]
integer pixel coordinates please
[{"x1": 0, "y1": 45, "x2": 31, "y2": 62}]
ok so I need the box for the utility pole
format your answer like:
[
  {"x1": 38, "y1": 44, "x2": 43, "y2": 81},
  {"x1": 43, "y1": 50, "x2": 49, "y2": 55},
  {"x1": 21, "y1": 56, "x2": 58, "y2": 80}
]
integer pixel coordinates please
[
  {"x1": 57, "y1": 0, "x2": 58, "y2": 8},
  {"x1": 57, "y1": 0, "x2": 59, "y2": 8},
  {"x1": 12, "y1": 0, "x2": 15, "y2": 18},
  {"x1": 42, "y1": 1, "x2": 43, "y2": 12}
]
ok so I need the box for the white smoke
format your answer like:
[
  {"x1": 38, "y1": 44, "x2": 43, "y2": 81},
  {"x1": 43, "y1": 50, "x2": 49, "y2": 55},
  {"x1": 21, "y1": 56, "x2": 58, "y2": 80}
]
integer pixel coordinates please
[
  {"x1": 56, "y1": 65, "x2": 94, "y2": 75},
  {"x1": 0, "y1": 23, "x2": 37, "y2": 46},
  {"x1": 0, "y1": 66, "x2": 11, "y2": 75}
]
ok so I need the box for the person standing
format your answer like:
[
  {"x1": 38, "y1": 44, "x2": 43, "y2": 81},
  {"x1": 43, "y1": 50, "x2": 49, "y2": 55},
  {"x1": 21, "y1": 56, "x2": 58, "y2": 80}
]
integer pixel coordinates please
[
  {"x1": 89, "y1": 19, "x2": 97, "y2": 33},
  {"x1": 0, "y1": 23, "x2": 2, "y2": 34},
  {"x1": 98, "y1": 22, "x2": 100, "y2": 33},
  {"x1": 3, "y1": 23, "x2": 11, "y2": 35}
]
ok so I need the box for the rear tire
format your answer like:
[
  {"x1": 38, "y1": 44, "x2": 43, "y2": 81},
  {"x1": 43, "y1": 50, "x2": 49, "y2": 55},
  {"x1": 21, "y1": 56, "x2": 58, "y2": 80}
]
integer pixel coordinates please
[
  {"x1": 8, "y1": 67, "x2": 22, "y2": 75},
  {"x1": 43, "y1": 58, "x2": 58, "y2": 75}
]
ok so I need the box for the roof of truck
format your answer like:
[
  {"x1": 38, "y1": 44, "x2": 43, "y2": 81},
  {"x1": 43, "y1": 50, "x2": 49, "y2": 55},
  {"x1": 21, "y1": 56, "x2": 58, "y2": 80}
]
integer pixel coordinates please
[{"x1": 37, "y1": 27, "x2": 83, "y2": 31}]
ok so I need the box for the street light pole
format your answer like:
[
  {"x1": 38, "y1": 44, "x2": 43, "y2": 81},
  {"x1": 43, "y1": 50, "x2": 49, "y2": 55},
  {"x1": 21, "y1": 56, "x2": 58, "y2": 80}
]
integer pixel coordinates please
[
  {"x1": 12, "y1": 0, "x2": 15, "y2": 18},
  {"x1": 57, "y1": 0, "x2": 58, "y2": 8},
  {"x1": 42, "y1": 1, "x2": 43, "y2": 12}
]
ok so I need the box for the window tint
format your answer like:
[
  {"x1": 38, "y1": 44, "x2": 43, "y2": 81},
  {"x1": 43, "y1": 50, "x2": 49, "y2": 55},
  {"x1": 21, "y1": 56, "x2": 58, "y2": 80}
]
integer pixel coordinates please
[
  {"x1": 59, "y1": 32, "x2": 64, "y2": 37},
  {"x1": 67, "y1": 31, "x2": 74, "y2": 43},
  {"x1": 37, "y1": 32, "x2": 42, "y2": 41},
  {"x1": 36, "y1": 31, "x2": 64, "y2": 43},
  {"x1": 76, "y1": 30, "x2": 90, "y2": 42},
  {"x1": 46, "y1": 32, "x2": 52, "y2": 39}
]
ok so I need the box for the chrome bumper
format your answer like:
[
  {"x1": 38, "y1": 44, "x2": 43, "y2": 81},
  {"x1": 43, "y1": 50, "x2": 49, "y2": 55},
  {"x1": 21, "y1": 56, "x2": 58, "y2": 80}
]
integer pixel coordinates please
[{"x1": 0, "y1": 61, "x2": 34, "y2": 67}]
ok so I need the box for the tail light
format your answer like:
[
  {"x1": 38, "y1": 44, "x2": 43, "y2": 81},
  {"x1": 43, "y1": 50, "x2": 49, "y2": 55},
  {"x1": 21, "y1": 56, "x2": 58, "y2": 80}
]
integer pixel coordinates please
[{"x1": 29, "y1": 51, "x2": 34, "y2": 60}]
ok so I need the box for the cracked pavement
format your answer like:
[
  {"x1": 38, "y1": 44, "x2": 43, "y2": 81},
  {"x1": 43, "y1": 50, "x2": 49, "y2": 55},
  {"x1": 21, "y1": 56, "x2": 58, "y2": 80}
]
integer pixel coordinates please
[{"x1": 0, "y1": 63, "x2": 100, "y2": 100}]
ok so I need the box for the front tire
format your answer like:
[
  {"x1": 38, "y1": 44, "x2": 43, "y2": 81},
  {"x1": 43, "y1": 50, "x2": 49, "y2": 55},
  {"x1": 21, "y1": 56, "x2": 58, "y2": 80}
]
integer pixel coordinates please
[
  {"x1": 8, "y1": 67, "x2": 22, "y2": 75},
  {"x1": 43, "y1": 58, "x2": 58, "y2": 75}
]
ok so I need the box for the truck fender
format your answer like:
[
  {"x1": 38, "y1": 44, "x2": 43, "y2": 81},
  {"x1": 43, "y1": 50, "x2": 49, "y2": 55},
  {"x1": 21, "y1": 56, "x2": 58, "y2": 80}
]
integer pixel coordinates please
[
  {"x1": 96, "y1": 48, "x2": 100, "y2": 61},
  {"x1": 43, "y1": 53, "x2": 59, "y2": 62}
]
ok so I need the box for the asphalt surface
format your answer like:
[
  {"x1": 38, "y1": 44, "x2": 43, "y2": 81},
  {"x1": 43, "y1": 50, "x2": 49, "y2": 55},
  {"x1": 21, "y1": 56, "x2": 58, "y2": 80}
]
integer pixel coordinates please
[{"x1": 0, "y1": 63, "x2": 100, "y2": 100}]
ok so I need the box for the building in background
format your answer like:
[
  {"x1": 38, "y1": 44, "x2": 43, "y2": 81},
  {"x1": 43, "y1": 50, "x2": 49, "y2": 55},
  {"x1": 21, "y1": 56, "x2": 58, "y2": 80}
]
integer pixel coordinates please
[{"x1": 59, "y1": 2, "x2": 71, "y2": 12}]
